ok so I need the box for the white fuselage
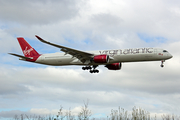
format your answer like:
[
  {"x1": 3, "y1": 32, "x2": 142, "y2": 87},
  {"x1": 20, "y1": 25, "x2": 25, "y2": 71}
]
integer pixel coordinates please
[{"x1": 27, "y1": 48, "x2": 172, "y2": 66}]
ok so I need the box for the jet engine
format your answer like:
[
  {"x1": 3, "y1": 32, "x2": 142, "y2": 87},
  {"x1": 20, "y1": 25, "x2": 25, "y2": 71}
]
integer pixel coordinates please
[
  {"x1": 105, "y1": 63, "x2": 122, "y2": 70},
  {"x1": 93, "y1": 54, "x2": 109, "y2": 63}
]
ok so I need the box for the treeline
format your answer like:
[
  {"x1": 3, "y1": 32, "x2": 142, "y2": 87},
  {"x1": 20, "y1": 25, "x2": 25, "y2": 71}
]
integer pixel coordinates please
[{"x1": 12, "y1": 102, "x2": 180, "y2": 120}]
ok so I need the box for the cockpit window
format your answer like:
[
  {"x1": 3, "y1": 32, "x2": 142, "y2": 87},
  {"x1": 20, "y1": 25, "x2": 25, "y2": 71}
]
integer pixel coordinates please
[{"x1": 163, "y1": 50, "x2": 168, "y2": 52}]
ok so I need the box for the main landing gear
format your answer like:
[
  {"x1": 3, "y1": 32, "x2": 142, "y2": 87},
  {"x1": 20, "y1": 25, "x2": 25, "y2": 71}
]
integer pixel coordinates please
[
  {"x1": 82, "y1": 65, "x2": 99, "y2": 73},
  {"x1": 160, "y1": 60, "x2": 165, "y2": 67}
]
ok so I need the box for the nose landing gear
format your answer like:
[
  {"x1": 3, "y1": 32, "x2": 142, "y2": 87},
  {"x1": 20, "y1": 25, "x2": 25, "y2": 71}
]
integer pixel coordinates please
[{"x1": 160, "y1": 60, "x2": 165, "y2": 67}]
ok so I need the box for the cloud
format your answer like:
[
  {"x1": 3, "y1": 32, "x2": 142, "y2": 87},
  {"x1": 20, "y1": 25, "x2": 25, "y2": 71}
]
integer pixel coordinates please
[
  {"x1": 90, "y1": 13, "x2": 123, "y2": 30},
  {"x1": 1, "y1": 0, "x2": 180, "y2": 119},
  {"x1": 0, "y1": 106, "x2": 84, "y2": 118},
  {"x1": 0, "y1": 0, "x2": 84, "y2": 25},
  {"x1": 0, "y1": 110, "x2": 27, "y2": 118}
]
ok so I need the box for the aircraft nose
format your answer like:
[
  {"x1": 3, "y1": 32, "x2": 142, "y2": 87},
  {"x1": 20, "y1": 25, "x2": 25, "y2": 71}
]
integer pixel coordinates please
[{"x1": 169, "y1": 54, "x2": 173, "y2": 59}]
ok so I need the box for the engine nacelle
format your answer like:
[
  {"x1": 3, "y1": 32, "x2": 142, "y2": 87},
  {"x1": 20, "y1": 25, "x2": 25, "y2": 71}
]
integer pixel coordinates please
[
  {"x1": 93, "y1": 54, "x2": 109, "y2": 63},
  {"x1": 105, "y1": 63, "x2": 122, "y2": 70}
]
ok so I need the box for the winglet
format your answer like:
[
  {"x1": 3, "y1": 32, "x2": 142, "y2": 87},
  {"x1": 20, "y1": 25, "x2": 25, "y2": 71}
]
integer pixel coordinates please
[
  {"x1": 35, "y1": 35, "x2": 43, "y2": 41},
  {"x1": 35, "y1": 35, "x2": 52, "y2": 45}
]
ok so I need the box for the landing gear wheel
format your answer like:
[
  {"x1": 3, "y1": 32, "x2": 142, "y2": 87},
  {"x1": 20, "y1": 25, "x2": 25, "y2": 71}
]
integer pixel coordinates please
[
  {"x1": 95, "y1": 70, "x2": 99, "y2": 73},
  {"x1": 90, "y1": 70, "x2": 93, "y2": 73},
  {"x1": 89, "y1": 69, "x2": 99, "y2": 73},
  {"x1": 82, "y1": 67, "x2": 85, "y2": 70},
  {"x1": 82, "y1": 66, "x2": 92, "y2": 70},
  {"x1": 160, "y1": 64, "x2": 164, "y2": 67},
  {"x1": 84, "y1": 65, "x2": 99, "y2": 73}
]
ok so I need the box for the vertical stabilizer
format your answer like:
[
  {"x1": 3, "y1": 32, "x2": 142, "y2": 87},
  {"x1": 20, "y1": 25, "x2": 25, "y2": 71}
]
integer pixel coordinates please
[{"x1": 17, "y1": 37, "x2": 40, "y2": 57}]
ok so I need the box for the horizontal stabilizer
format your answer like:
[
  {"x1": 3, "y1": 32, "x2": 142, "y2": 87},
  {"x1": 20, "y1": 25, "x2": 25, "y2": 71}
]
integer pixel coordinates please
[{"x1": 8, "y1": 53, "x2": 32, "y2": 59}]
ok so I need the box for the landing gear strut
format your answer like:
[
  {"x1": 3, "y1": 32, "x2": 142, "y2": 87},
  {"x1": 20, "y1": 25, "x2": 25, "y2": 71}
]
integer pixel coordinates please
[
  {"x1": 160, "y1": 60, "x2": 165, "y2": 67},
  {"x1": 89, "y1": 65, "x2": 99, "y2": 73},
  {"x1": 82, "y1": 65, "x2": 99, "y2": 73}
]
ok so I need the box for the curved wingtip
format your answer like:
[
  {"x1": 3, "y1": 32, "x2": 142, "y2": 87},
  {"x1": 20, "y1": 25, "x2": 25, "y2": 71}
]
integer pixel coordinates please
[{"x1": 35, "y1": 35, "x2": 43, "y2": 41}]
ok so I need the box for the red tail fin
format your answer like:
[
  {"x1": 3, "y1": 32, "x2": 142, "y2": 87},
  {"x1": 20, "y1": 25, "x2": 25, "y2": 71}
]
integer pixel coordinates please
[{"x1": 17, "y1": 37, "x2": 40, "y2": 57}]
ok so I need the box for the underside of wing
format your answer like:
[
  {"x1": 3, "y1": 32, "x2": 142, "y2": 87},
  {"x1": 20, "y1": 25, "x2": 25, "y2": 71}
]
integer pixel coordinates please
[{"x1": 35, "y1": 35, "x2": 94, "y2": 64}]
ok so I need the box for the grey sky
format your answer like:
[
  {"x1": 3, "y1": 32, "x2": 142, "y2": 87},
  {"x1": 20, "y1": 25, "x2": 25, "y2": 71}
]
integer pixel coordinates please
[{"x1": 0, "y1": 0, "x2": 180, "y2": 119}]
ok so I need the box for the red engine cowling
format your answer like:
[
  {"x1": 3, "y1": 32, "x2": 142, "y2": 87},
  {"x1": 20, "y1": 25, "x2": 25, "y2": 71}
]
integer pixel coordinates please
[
  {"x1": 105, "y1": 63, "x2": 122, "y2": 70},
  {"x1": 93, "y1": 54, "x2": 109, "y2": 63}
]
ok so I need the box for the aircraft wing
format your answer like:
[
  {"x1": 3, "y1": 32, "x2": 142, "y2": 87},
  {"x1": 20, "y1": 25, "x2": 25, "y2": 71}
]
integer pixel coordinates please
[{"x1": 35, "y1": 35, "x2": 94, "y2": 64}]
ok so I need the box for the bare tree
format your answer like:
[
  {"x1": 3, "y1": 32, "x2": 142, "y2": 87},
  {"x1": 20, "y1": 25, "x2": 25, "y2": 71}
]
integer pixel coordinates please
[
  {"x1": 65, "y1": 108, "x2": 75, "y2": 120},
  {"x1": 161, "y1": 114, "x2": 180, "y2": 120},
  {"x1": 56, "y1": 105, "x2": 65, "y2": 120},
  {"x1": 131, "y1": 107, "x2": 150, "y2": 120},
  {"x1": 78, "y1": 100, "x2": 92, "y2": 120},
  {"x1": 109, "y1": 107, "x2": 130, "y2": 120},
  {"x1": 14, "y1": 115, "x2": 19, "y2": 120}
]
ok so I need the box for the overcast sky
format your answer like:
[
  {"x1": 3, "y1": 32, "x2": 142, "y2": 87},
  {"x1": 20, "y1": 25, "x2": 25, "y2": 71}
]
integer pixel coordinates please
[{"x1": 1, "y1": 0, "x2": 180, "y2": 119}]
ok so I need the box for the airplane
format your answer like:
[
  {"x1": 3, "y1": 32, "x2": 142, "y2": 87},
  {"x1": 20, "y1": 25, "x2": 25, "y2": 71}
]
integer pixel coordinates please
[{"x1": 9, "y1": 35, "x2": 173, "y2": 73}]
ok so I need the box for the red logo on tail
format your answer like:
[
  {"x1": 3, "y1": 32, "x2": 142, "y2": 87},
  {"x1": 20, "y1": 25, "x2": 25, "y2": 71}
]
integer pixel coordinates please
[
  {"x1": 23, "y1": 47, "x2": 34, "y2": 56},
  {"x1": 17, "y1": 37, "x2": 40, "y2": 61}
]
